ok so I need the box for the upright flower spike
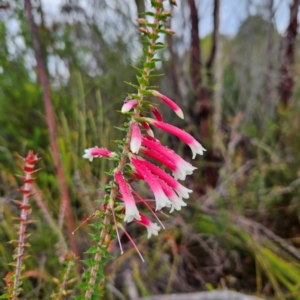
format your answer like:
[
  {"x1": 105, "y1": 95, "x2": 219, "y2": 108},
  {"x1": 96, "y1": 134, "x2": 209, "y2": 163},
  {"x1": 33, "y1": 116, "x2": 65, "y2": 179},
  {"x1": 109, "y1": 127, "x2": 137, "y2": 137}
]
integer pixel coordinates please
[
  {"x1": 114, "y1": 171, "x2": 140, "y2": 222},
  {"x1": 142, "y1": 136, "x2": 197, "y2": 180},
  {"x1": 121, "y1": 100, "x2": 139, "y2": 113},
  {"x1": 130, "y1": 122, "x2": 142, "y2": 154},
  {"x1": 134, "y1": 213, "x2": 161, "y2": 238},
  {"x1": 150, "y1": 90, "x2": 184, "y2": 119},
  {"x1": 131, "y1": 157, "x2": 172, "y2": 210},
  {"x1": 145, "y1": 118, "x2": 206, "y2": 159},
  {"x1": 83, "y1": 147, "x2": 116, "y2": 162}
]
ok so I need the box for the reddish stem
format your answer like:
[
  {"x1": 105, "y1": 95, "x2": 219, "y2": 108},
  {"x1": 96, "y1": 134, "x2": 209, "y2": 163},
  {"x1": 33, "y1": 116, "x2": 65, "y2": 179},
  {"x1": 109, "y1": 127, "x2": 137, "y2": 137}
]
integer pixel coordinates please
[{"x1": 24, "y1": 0, "x2": 80, "y2": 264}]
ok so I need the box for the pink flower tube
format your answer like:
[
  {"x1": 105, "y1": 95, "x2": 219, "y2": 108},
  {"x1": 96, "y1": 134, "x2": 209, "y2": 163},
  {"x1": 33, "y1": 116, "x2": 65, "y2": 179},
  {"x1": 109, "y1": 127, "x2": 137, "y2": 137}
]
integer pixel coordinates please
[
  {"x1": 145, "y1": 118, "x2": 206, "y2": 159},
  {"x1": 150, "y1": 90, "x2": 184, "y2": 119},
  {"x1": 141, "y1": 159, "x2": 193, "y2": 199},
  {"x1": 131, "y1": 158, "x2": 172, "y2": 210},
  {"x1": 158, "y1": 178, "x2": 187, "y2": 213},
  {"x1": 121, "y1": 100, "x2": 139, "y2": 113},
  {"x1": 141, "y1": 121, "x2": 154, "y2": 137},
  {"x1": 83, "y1": 147, "x2": 116, "y2": 162},
  {"x1": 151, "y1": 106, "x2": 163, "y2": 122},
  {"x1": 130, "y1": 122, "x2": 142, "y2": 154},
  {"x1": 140, "y1": 146, "x2": 181, "y2": 176},
  {"x1": 134, "y1": 213, "x2": 161, "y2": 238},
  {"x1": 142, "y1": 137, "x2": 197, "y2": 180},
  {"x1": 114, "y1": 171, "x2": 141, "y2": 222}
]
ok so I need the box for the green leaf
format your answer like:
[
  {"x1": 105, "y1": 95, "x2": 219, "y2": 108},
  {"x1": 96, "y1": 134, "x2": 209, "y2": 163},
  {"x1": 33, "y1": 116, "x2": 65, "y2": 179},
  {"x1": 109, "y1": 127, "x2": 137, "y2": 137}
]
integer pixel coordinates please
[
  {"x1": 90, "y1": 222, "x2": 105, "y2": 230},
  {"x1": 151, "y1": 1, "x2": 163, "y2": 8},
  {"x1": 124, "y1": 81, "x2": 139, "y2": 90},
  {"x1": 147, "y1": 73, "x2": 165, "y2": 78},
  {"x1": 137, "y1": 76, "x2": 149, "y2": 86},
  {"x1": 85, "y1": 245, "x2": 99, "y2": 254},
  {"x1": 89, "y1": 233, "x2": 100, "y2": 241},
  {"x1": 113, "y1": 126, "x2": 128, "y2": 132},
  {"x1": 82, "y1": 258, "x2": 97, "y2": 267},
  {"x1": 131, "y1": 65, "x2": 146, "y2": 75},
  {"x1": 151, "y1": 45, "x2": 166, "y2": 51},
  {"x1": 144, "y1": 61, "x2": 156, "y2": 69},
  {"x1": 143, "y1": 49, "x2": 154, "y2": 58},
  {"x1": 140, "y1": 12, "x2": 155, "y2": 17}
]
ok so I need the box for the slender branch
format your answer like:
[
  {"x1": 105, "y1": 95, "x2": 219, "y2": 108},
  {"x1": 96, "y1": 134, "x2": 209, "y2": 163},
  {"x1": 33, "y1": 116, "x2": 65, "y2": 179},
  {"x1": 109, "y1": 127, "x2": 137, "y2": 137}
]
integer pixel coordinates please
[
  {"x1": 24, "y1": 0, "x2": 79, "y2": 263},
  {"x1": 278, "y1": 0, "x2": 300, "y2": 107},
  {"x1": 188, "y1": 0, "x2": 201, "y2": 95},
  {"x1": 206, "y1": 0, "x2": 220, "y2": 83},
  {"x1": 12, "y1": 152, "x2": 39, "y2": 299}
]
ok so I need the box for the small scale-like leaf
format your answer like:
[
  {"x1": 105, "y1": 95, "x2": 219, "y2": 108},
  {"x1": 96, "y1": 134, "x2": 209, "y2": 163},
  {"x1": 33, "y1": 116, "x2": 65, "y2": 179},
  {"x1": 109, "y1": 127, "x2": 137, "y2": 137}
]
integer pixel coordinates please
[
  {"x1": 82, "y1": 258, "x2": 97, "y2": 267},
  {"x1": 124, "y1": 81, "x2": 139, "y2": 90},
  {"x1": 85, "y1": 245, "x2": 99, "y2": 254}
]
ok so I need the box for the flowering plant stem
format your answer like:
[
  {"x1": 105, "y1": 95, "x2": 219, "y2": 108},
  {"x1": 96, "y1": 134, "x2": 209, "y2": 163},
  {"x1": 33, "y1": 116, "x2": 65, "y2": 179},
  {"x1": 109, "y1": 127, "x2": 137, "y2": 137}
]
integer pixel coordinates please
[
  {"x1": 81, "y1": 0, "x2": 205, "y2": 298},
  {"x1": 10, "y1": 152, "x2": 39, "y2": 299},
  {"x1": 84, "y1": 1, "x2": 163, "y2": 298}
]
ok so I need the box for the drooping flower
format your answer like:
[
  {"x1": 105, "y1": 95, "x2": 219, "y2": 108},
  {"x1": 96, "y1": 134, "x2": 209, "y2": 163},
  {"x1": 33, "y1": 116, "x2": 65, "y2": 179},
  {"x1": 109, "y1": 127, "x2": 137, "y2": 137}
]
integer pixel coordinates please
[
  {"x1": 158, "y1": 178, "x2": 187, "y2": 213},
  {"x1": 134, "y1": 213, "x2": 161, "y2": 238},
  {"x1": 131, "y1": 157, "x2": 172, "y2": 210},
  {"x1": 144, "y1": 118, "x2": 206, "y2": 159},
  {"x1": 150, "y1": 90, "x2": 184, "y2": 119},
  {"x1": 121, "y1": 100, "x2": 139, "y2": 113},
  {"x1": 83, "y1": 147, "x2": 116, "y2": 162},
  {"x1": 142, "y1": 136, "x2": 197, "y2": 180},
  {"x1": 130, "y1": 122, "x2": 142, "y2": 154},
  {"x1": 140, "y1": 159, "x2": 193, "y2": 199},
  {"x1": 114, "y1": 171, "x2": 140, "y2": 222}
]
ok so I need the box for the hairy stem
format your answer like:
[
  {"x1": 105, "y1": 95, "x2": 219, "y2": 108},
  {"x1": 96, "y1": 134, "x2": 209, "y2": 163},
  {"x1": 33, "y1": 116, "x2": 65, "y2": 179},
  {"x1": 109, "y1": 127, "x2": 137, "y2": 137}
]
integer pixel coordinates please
[{"x1": 12, "y1": 173, "x2": 31, "y2": 299}]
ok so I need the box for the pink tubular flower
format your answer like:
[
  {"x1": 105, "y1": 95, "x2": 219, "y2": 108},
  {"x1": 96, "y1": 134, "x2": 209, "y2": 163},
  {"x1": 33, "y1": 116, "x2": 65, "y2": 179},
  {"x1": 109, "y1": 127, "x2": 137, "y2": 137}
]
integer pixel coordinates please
[
  {"x1": 158, "y1": 178, "x2": 187, "y2": 213},
  {"x1": 83, "y1": 147, "x2": 116, "y2": 162},
  {"x1": 142, "y1": 137, "x2": 197, "y2": 180},
  {"x1": 150, "y1": 90, "x2": 184, "y2": 119},
  {"x1": 141, "y1": 159, "x2": 193, "y2": 199},
  {"x1": 130, "y1": 122, "x2": 142, "y2": 154},
  {"x1": 114, "y1": 171, "x2": 141, "y2": 222},
  {"x1": 151, "y1": 106, "x2": 163, "y2": 121},
  {"x1": 141, "y1": 122, "x2": 154, "y2": 137},
  {"x1": 140, "y1": 147, "x2": 178, "y2": 173},
  {"x1": 131, "y1": 157, "x2": 172, "y2": 210},
  {"x1": 134, "y1": 213, "x2": 161, "y2": 238},
  {"x1": 121, "y1": 100, "x2": 139, "y2": 113},
  {"x1": 145, "y1": 118, "x2": 206, "y2": 159}
]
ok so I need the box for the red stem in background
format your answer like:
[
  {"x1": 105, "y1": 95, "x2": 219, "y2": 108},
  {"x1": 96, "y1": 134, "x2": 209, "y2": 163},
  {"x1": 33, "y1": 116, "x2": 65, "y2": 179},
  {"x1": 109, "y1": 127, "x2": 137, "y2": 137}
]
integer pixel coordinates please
[
  {"x1": 12, "y1": 152, "x2": 38, "y2": 299},
  {"x1": 24, "y1": 0, "x2": 80, "y2": 265}
]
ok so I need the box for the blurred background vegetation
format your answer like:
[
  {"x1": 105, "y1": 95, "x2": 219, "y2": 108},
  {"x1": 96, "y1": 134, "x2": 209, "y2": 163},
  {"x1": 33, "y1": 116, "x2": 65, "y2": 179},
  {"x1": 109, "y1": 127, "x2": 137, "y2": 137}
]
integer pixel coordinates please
[{"x1": 1, "y1": 0, "x2": 300, "y2": 299}]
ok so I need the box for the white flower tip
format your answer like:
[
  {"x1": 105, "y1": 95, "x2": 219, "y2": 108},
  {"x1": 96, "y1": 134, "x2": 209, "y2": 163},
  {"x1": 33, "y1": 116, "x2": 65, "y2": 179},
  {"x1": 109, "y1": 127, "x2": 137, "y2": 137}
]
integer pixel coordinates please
[
  {"x1": 190, "y1": 142, "x2": 206, "y2": 159},
  {"x1": 83, "y1": 149, "x2": 93, "y2": 162},
  {"x1": 173, "y1": 171, "x2": 186, "y2": 181},
  {"x1": 124, "y1": 207, "x2": 141, "y2": 222},
  {"x1": 175, "y1": 108, "x2": 184, "y2": 119},
  {"x1": 147, "y1": 223, "x2": 161, "y2": 239},
  {"x1": 147, "y1": 129, "x2": 154, "y2": 137},
  {"x1": 130, "y1": 139, "x2": 141, "y2": 154}
]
